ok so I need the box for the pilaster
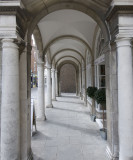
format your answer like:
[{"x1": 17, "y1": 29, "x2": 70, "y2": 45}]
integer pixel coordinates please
[
  {"x1": 19, "y1": 46, "x2": 28, "y2": 160},
  {"x1": 27, "y1": 43, "x2": 33, "y2": 160},
  {"x1": 105, "y1": 43, "x2": 119, "y2": 160}
]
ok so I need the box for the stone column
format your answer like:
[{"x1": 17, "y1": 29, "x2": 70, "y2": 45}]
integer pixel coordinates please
[
  {"x1": 1, "y1": 39, "x2": 20, "y2": 159},
  {"x1": 46, "y1": 66, "x2": 53, "y2": 108},
  {"x1": 19, "y1": 47, "x2": 28, "y2": 160},
  {"x1": 106, "y1": 43, "x2": 119, "y2": 160},
  {"x1": 58, "y1": 71, "x2": 61, "y2": 96},
  {"x1": 27, "y1": 44, "x2": 33, "y2": 159},
  {"x1": 82, "y1": 67, "x2": 87, "y2": 105},
  {"x1": 116, "y1": 38, "x2": 133, "y2": 160},
  {"x1": 55, "y1": 70, "x2": 58, "y2": 96},
  {"x1": 52, "y1": 68, "x2": 56, "y2": 101},
  {"x1": 0, "y1": 42, "x2": 2, "y2": 137},
  {"x1": 91, "y1": 62, "x2": 96, "y2": 116},
  {"x1": 37, "y1": 61, "x2": 46, "y2": 120},
  {"x1": 76, "y1": 70, "x2": 79, "y2": 96},
  {"x1": 79, "y1": 66, "x2": 82, "y2": 99}
]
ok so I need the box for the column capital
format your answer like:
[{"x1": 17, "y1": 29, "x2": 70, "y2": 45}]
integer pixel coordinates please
[
  {"x1": 37, "y1": 62, "x2": 44, "y2": 67},
  {"x1": 115, "y1": 37, "x2": 132, "y2": 48},
  {"x1": 2, "y1": 38, "x2": 19, "y2": 50},
  {"x1": 46, "y1": 65, "x2": 51, "y2": 69}
]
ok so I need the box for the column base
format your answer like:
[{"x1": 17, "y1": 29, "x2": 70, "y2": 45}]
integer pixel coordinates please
[
  {"x1": 46, "y1": 104, "x2": 53, "y2": 108},
  {"x1": 37, "y1": 116, "x2": 46, "y2": 121},
  {"x1": 27, "y1": 149, "x2": 33, "y2": 160},
  {"x1": 106, "y1": 146, "x2": 119, "y2": 160}
]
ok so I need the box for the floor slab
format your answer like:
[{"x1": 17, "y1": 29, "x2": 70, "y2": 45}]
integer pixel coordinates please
[{"x1": 31, "y1": 93, "x2": 107, "y2": 160}]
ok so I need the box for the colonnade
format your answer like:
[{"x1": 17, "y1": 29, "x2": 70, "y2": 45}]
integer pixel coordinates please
[
  {"x1": 0, "y1": 3, "x2": 133, "y2": 160},
  {"x1": 36, "y1": 62, "x2": 86, "y2": 119}
]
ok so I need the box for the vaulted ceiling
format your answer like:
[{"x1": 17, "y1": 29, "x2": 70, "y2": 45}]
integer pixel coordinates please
[{"x1": 21, "y1": 0, "x2": 112, "y2": 70}]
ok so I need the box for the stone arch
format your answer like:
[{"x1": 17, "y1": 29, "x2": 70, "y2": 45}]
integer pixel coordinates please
[
  {"x1": 55, "y1": 56, "x2": 81, "y2": 68},
  {"x1": 27, "y1": 1, "x2": 110, "y2": 43},
  {"x1": 57, "y1": 60, "x2": 79, "y2": 72},
  {"x1": 43, "y1": 35, "x2": 92, "y2": 59},
  {"x1": 51, "y1": 48, "x2": 85, "y2": 63},
  {"x1": 33, "y1": 26, "x2": 43, "y2": 54}
]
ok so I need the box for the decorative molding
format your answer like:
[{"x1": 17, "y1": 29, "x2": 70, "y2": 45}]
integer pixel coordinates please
[
  {"x1": 0, "y1": 1, "x2": 20, "y2": 7},
  {"x1": 0, "y1": 6, "x2": 29, "y2": 40},
  {"x1": 106, "y1": 5, "x2": 133, "y2": 21},
  {"x1": 106, "y1": 5, "x2": 133, "y2": 41},
  {"x1": 95, "y1": 54, "x2": 105, "y2": 65}
]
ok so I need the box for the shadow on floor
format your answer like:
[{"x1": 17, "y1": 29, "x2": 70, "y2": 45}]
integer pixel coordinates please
[
  {"x1": 60, "y1": 94, "x2": 78, "y2": 99},
  {"x1": 52, "y1": 106, "x2": 90, "y2": 115},
  {"x1": 32, "y1": 131, "x2": 51, "y2": 141},
  {"x1": 56, "y1": 100, "x2": 84, "y2": 105},
  {"x1": 45, "y1": 119, "x2": 99, "y2": 136}
]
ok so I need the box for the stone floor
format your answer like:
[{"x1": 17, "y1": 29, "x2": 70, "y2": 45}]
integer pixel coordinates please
[{"x1": 31, "y1": 93, "x2": 107, "y2": 160}]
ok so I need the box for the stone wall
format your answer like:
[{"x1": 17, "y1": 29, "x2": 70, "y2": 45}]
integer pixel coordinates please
[{"x1": 60, "y1": 64, "x2": 76, "y2": 93}]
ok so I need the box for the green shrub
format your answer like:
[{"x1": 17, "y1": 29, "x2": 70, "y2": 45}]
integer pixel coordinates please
[
  {"x1": 87, "y1": 86, "x2": 97, "y2": 99},
  {"x1": 95, "y1": 88, "x2": 106, "y2": 109}
]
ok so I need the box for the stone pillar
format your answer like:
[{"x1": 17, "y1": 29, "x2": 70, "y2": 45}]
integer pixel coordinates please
[
  {"x1": 79, "y1": 66, "x2": 82, "y2": 99},
  {"x1": 19, "y1": 47, "x2": 28, "y2": 160},
  {"x1": 27, "y1": 44, "x2": 33, "y2": 159},
  {"x1": 46, "y1": 66, "x2": 53, "y2": 108},
  {"x1": 37, "y1": 61, "x2": 46, "y2": 120},
  {"x1": 82, "y1": 67, "x2": 87, "y2": 105},
  {"x1": 0, "y1": 42, "x2": 2, "y2": 137},
  {"x1": 106, "y1": 43, "x2": 119, "y2": 160},
  {"x1": 116, "y1": 38, "x2": 133, "y2": 160},
  {"x1": 52, "y1": 68, "x2": 56, "y2": 101},
  {"x1": 1, "y1": 39, "x2": 20, "y2": 159},
  {"x1": 76, "y1": 70, "x2": 79, "y2": 96},
  {"x1": 91, "y1": 62, "x2": 96, "y2": 116},
  {"x1": 58, "y1": 71, "x2": 61, "y2": 96},
  {"x1": 55, "y1": 70, "x2": 58, "y2": 96}
]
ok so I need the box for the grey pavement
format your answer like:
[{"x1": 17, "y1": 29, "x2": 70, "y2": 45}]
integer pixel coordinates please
[{"x1": 31, "y1": 90, "x2": 107, "y2": 160}]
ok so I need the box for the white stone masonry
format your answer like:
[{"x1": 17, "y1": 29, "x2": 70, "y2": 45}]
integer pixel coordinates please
[{"x1": 1, "y1": 39, "x2": 20, "y2": 160}]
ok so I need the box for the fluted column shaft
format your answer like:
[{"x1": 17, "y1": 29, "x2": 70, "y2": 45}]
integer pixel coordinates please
[{"x1": 1, "y1": 39, "x2": 20, "y2": 160}]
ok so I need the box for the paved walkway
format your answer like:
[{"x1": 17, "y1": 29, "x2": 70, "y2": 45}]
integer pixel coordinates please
[{"x1": 31, "y1": 93, "x2": 107, "y2": 160}]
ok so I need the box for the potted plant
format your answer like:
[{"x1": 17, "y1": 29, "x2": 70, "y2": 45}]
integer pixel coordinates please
[
  {"x1": 86, "y1": 86, "x2": 97, "y2": 122},
  {"x1": 95, "y1": 88, "x2": 107, "y2": 140}
]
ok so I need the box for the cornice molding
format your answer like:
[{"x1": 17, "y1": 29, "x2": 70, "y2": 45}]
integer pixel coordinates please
[
  {"x1": 106, "y1": 5, "x2": 133, "y2": 21},
  {"x1": 106, "y1": 5, "x2": 133, "y2": 42},
  {"x1": 0, "y1": 6, "x2": 30, "y2": 40}
]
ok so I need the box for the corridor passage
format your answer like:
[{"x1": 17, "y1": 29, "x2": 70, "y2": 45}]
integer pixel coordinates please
[{"x1": 32, "y1": 94, "x2": 107, "y2": 160}]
